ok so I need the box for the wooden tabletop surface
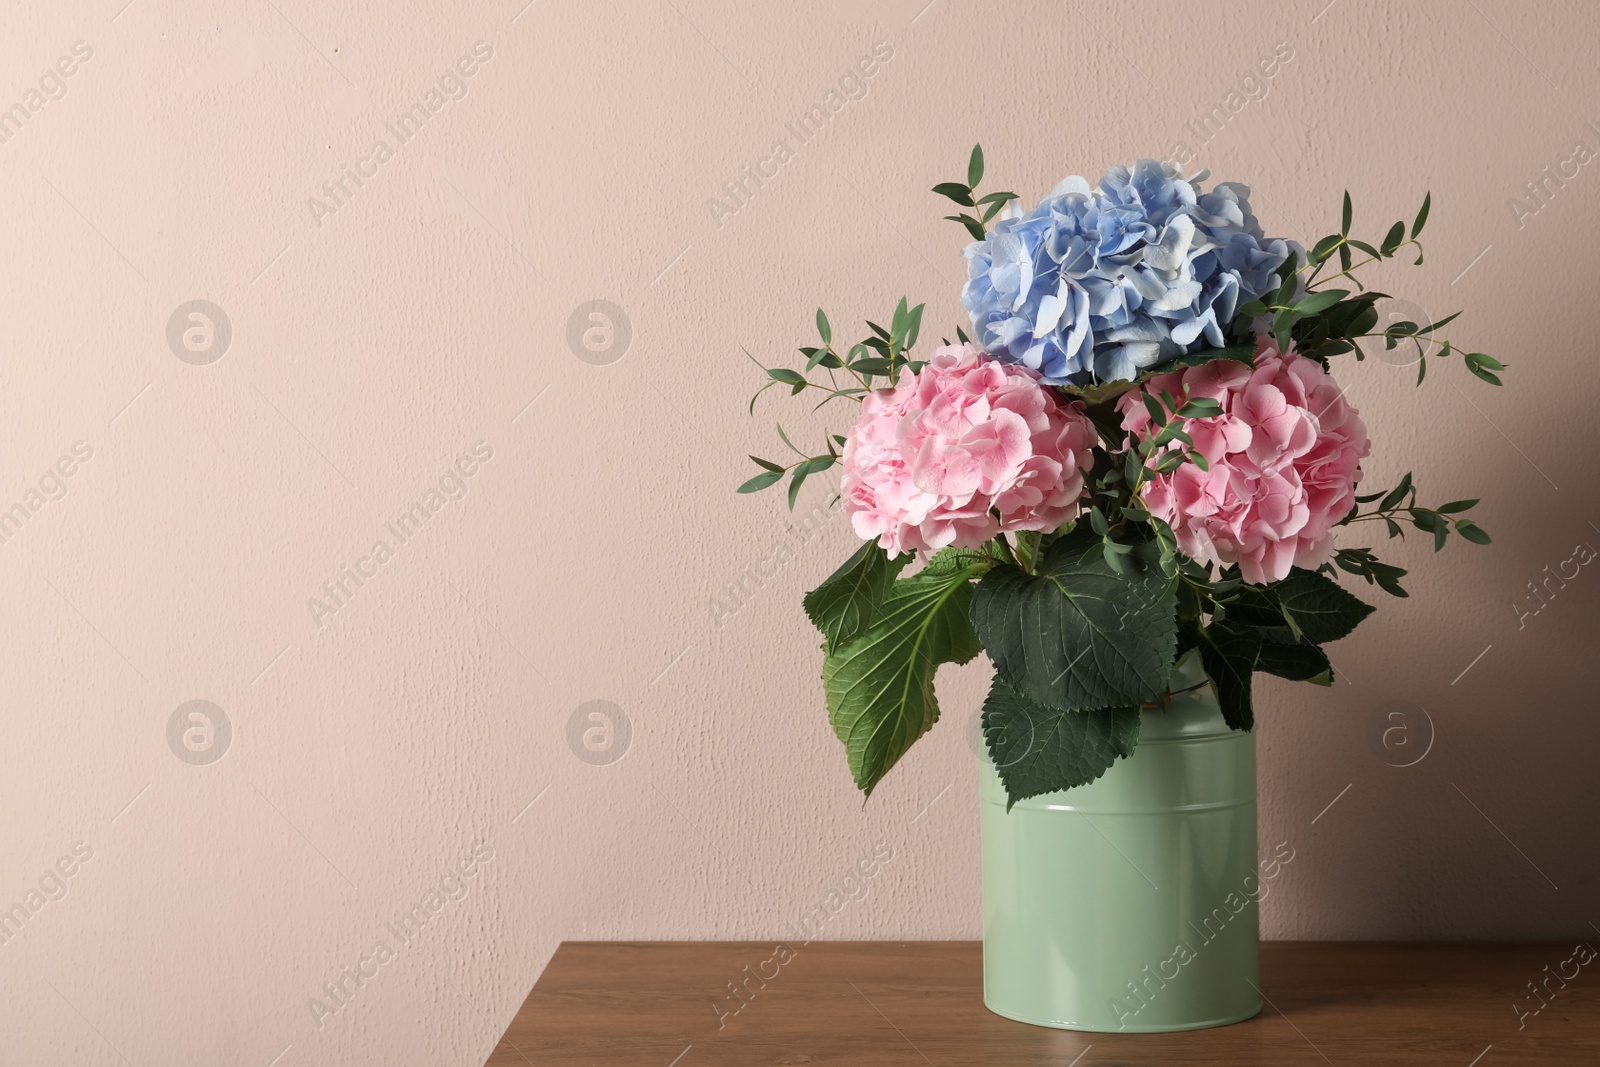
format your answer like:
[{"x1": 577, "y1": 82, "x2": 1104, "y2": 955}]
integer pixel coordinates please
[{"x1": 486, "y1": 940, "x2": 1598, "y2": 1066}]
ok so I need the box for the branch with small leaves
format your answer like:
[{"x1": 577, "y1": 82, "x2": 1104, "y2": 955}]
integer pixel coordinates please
[
  {"x1": 740, "y1": 299, "x2": 929, "y2": 508},
  {"x1": 933, "y1": 144, "x2": 1020, "y2": 241},
  {"x1": 737, "y1": 423, "x2": 845, "y2": 509},
  {"x1": 1303, "y1": 190, "x2": 1432, "y2": 286},
  {"x1": 1325, "y1": 547, "x2": 1410, "y2": 598},
  {"x1": 1341, "y1": 471, "x2": 1490, "y2": 551},
  {"x1": 1234, "y1": 193, "x2": 1505, "y2": 387},
  {"x1": 1073, "y1": 387, "x2": 1224, "y2": 579}
]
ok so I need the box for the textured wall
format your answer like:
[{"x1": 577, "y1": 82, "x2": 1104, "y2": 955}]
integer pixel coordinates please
[{"x1": 1, "y1": 0, "x2": 1597, "y2": 1063}]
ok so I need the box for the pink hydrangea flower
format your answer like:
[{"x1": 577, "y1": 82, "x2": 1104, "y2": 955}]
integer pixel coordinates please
[
  {"x1": 842, "y1": 343, "x2": 1097, "y2": 557},
  {"x1": 1117, "y1": 339, "x2": 1370, "y2": 585}
]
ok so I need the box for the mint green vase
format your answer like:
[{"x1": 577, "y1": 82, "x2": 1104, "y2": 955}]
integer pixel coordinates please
[{"x1": 980, "y1": 652, "x2": 1261, "y2": 1032}]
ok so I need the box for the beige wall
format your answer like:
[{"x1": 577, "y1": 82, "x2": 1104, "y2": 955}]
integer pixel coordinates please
[{"x1": 1, "y1": 0, "x2": 1596, "y2": 1062}]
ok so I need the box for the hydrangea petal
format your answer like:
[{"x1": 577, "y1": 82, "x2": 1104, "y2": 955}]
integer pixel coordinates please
[
  {"x1": 963, "y1": 159, "x2": 1295, "y2": 385},
  {"x1": 1115, "y1": 340, "x2": 1370, "y2": 584},
  {"x1": 840, "y1": 344, "x2": 1097, "y2": 558}
]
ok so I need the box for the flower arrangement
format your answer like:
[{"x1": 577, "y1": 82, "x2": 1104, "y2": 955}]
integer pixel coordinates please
[{"x1": 739, "y1": 146, "x2": 1503, "y2": 808}]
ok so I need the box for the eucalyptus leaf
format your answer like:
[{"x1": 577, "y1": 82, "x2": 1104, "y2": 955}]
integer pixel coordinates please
[
  {"x1": 788, "y1": 455, "x2": 835, "y2": 508},
  {"x1": 1273, "y1": 308, "x2": 1296, "y2": 350},
  {"x1": 1379, "y1": 473, "x2": 1413, "y2": 513},
  {"x1": 1381, "y1": 221, "x2": 1405, "y2": 254},
  {"x1": 1055, "y1": 345, "x2": 1254, "y2": 405},
  {"x1": 736, "y1": 469, "x2": 783, "y2": 494},
  {"x1": 1411, "y1": 191, "x2": 1431, "y2": 238},
  {"x1": 1295, "y1": 289, "x2": 1349, "y2": 315},
  {"x1": 1309, "y1": 234, "x2": 1343, "y2": 264}
]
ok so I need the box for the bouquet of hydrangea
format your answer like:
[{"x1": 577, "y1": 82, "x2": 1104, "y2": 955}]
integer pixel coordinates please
[{"x1": 739, "y1": 147, "x2": 1502, "y2": 808}]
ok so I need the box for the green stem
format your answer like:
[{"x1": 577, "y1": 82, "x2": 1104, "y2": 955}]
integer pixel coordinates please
[
  {"x1": 1307, "y1": 238, "x2": 1420, "y2": 290},
  {"x1": 990, "y1": 533, "x2": 1018, "y2": 567}
]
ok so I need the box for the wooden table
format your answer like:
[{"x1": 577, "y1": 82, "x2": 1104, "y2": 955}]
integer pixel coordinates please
[{"x1": 488, "y1": 941, "x2": 1598, "y2": 1065}]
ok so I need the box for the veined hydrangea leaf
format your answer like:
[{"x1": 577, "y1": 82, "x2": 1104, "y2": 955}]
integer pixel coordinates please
[
  {"x1": 823, "y1": 562, "x2": 986, "y2": 798},
  {"x1": 803, "y1": 541, "x2": 911, "y2": 654},
  {"x1": 1255, "y1": 635, "x2": 1333, "y2": 685},
  {"x1": 1225, "y1": 568, "x2": 1374, "y2": 645},
  {"x1": 1195, "y1": 622, "x2": 1261, "y2": 731},
  {"x1": 970, "y1": 527, "x2": 1177, "y2": 713},
  {"x1": 981, "y1": 678, "x2": 1141, "y2": 811}
]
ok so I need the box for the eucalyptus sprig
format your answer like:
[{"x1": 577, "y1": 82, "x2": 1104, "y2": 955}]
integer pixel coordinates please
[
  {"x1": 1326, "y1": 547, "x2": 1410, "y2": 598},
  {"x1": 735, "y1": 422, "x2": 844, "y2": 509},
  {"x1": 1343, "y1": 471, "x2": 1491, "y2": 551},
  {"x1": 1078, "y1": 386, "x2": 1226, "y2": 577},
  {"x1": 1234, "y1": 193, "x2": 1505, "y2": 386},
  {"x1": 1314, "y1": 472, "x2": 1488, "y2": 600},
  {"x1": 740, "y1": 298, "x2": 929, "y2": 508},
  {"x1": 1304, "y1": 190, "x2": 1432, "y2": 285},
  {"x1": 933, "y1": 144, "x2": 1020, "y2": 241}
]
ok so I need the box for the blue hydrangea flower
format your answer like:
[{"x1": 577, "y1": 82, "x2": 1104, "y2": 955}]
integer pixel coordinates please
[{"x1": 961, "y1": 160, "x2": 1295, "y2": 385}]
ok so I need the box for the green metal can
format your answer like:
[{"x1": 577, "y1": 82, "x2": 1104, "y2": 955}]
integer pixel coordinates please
[{"x1": 980, "y1": 652, "x2": 1261, "y2": 1032}]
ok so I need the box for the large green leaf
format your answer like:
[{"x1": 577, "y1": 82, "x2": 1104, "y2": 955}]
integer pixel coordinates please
[
  {"x1": 1226, "y1": 568, "x2": 1374, "y2": 644},
  {"x1": 981, "y1": 678, "x2": 1141, "y2": 810},
  {"x1": 823, "y1": 562, "x2": 986, "y2": 797},
  {"x1": 803, "y1": 541, "x2": 911, "y2": 654},
  {"x1": 1196, "y1": 622, "x2": 1261, "y2": 731},
  {"x1": 1255, "y1": 636, "x2": 1333, "y2": 685},
  {"x1": 969, "y1": 527, "x2": 1177, "y2": 713},
  {"x1": 919, "y1": 545, "x2": 994, "y2": 579}
]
